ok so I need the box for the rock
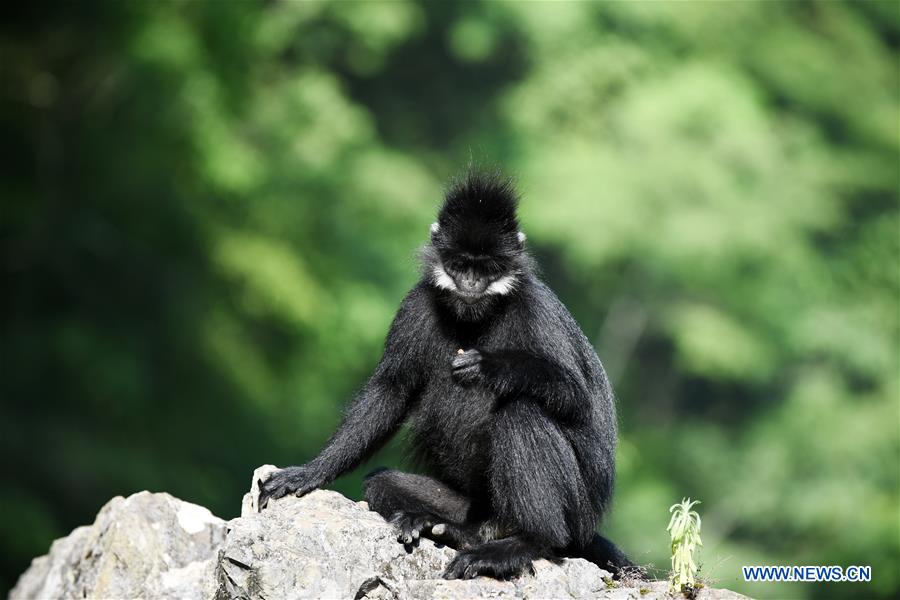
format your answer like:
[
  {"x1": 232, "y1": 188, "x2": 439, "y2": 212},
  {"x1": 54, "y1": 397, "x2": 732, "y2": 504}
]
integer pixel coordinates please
[
  {"x1": 10, "y1": 492, "x2": 225, "y2": 600},
  {"x1": 217, "y1": 489, "x2": 458, "y2": 599},
  {"x1": 12, "y1": 466, "x2": 750, "y2": 599}
]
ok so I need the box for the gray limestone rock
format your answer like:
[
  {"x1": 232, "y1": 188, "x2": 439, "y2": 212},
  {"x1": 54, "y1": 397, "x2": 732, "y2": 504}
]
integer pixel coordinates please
[
  {"x1": 11, "y1": 491, "x2": 225, "y2": 600},
  {"x1": 12, "y1": 465, "x2": 749, "y2": 599}
]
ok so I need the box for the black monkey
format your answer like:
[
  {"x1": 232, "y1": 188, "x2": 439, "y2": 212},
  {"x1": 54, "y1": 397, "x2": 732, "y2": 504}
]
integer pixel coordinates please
[{"x1": 258, "y1": 170, "x2": 633, "y2": 580}]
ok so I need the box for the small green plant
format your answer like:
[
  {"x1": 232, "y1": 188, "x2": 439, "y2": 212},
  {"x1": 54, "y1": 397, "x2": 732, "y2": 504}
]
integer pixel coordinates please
[{"x1": 667, "y1": 497, "x2": 703, "y2": 594}]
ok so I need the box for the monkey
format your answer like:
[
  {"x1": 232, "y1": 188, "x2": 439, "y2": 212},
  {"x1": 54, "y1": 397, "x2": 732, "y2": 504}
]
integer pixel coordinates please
[{"x1": 258, "y1": 169, "x2": 633, "y2": 580}]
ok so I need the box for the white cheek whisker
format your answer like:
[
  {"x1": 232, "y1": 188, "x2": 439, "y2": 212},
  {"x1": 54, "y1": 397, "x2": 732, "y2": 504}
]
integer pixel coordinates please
[
  {"x1": 432, "y1": 264, "x2": 457, "y2": 291},
  {"x1": 485, "y1": 274, "x2": 518, "y2": 296}
]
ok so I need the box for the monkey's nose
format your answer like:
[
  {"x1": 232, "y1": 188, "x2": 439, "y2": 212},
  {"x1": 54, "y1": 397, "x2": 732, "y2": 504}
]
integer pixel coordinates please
[{"x1": 457, "y1": 271, "x2": 486, "y2": 294}]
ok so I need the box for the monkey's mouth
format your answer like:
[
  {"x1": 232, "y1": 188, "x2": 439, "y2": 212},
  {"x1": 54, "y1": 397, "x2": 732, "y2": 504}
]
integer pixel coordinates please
[{"x1": 456, "y1": 291, "x2": 486, "y2": 304}]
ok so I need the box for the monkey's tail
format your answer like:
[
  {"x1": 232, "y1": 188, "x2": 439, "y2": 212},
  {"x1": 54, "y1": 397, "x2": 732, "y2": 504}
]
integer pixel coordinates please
[{"x1": 574, "y1": 533, "x2": 636, "y2": 579}]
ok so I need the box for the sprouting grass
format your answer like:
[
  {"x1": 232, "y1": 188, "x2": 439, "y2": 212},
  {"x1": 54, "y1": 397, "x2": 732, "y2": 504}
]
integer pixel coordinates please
[{"x1": 667, "y1": 497, "x2": 702, "y2": 595}]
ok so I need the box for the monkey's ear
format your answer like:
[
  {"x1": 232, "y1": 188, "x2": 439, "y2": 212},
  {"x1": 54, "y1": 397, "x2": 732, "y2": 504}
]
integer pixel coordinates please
[
  {"x1": 517, "y1": 231, "x2": 527, "y2": 245},
  {"x1": 430, "y1": 222, "x2": 440, "y2": 239}
]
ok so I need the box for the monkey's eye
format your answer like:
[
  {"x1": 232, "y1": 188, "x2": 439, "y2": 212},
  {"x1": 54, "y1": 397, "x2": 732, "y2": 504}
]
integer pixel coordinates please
[
  {"x1": 444, "y1": 256, "x2": 508, "y2": 279},
  {"x1": 481, "y1": 260, "x2": 508, "y2": 278},
  {"x1": 447, "y1": 258, "x2": 473, "y2": 274}
]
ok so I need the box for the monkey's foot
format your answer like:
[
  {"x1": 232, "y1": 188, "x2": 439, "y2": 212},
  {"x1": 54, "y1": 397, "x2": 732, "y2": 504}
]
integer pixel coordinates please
[
  {"x1": 389, "y1": 511, "x2": 440, "y2": 547},
  {"x1": 443, "y1": 537, "x2": 539, "y2": 580},
  {"x1": 389, "y1": 512, "x2": 476, "y2": 550}
]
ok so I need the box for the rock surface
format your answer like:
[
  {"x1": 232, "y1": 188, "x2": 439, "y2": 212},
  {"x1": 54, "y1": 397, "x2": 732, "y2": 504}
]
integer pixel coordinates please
[
  {"x1": 12, "y1": 465, "x2": 749, "y2": 599},
  {"x1": 10, "y1": 492, "x2": 225, "y2": 600}
]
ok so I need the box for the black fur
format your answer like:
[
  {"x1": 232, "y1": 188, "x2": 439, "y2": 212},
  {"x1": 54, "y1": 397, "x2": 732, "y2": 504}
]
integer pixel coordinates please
[{"x1": 259, "y1": 170, "x2": 633, "y2": 579}]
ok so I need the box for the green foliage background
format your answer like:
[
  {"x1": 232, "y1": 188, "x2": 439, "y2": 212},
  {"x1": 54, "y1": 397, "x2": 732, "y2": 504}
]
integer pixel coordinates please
[{"x1": 1, "y1": 2, "x2": 897, "y2": 598}]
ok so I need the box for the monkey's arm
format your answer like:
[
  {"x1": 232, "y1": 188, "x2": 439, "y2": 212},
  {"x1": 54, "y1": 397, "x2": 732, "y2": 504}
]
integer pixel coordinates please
[
  {"x1": 259, "y1": 295, "x2": 426, "y2": 509},
  {"x1": 257, "y1": 368, "x2": 413, "y2": 509},
  {"x1": 452, "y1": 349, "x2": 590, "y2": 423}
]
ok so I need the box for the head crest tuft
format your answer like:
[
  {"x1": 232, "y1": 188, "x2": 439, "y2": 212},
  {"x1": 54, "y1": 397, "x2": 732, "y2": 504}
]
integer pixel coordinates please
[{"x1": 439, "y1": 169, "x2": 519, "y2": 234}]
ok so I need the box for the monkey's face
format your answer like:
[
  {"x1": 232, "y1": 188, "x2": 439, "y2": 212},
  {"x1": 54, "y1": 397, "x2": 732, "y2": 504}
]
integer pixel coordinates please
[
  {"x1": 434, "y1": 250, "x2": 516, "y2": 303},
  {"x1": 423, "y1": 221, "x2": 529, "y2": 318}
]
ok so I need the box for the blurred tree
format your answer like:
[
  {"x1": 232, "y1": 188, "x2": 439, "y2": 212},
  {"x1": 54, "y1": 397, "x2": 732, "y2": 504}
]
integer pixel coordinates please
[{"x1": 0, "y1": 1, "x2": 896, "y2": 598}]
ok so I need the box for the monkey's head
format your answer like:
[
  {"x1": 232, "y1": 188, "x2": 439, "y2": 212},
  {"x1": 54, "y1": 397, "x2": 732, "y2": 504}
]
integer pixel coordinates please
[{"x1": 422, "y1": 170, "x2": 532, "y2": 320}]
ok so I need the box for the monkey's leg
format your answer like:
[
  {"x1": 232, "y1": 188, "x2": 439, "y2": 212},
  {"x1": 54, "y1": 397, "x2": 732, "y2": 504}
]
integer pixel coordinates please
[
  {"x1": 364, "y1": 468, "x2": 477, "y2": 549},
  {"x1": 445, "y1": 401, "x2": 594, "y2": 580}
]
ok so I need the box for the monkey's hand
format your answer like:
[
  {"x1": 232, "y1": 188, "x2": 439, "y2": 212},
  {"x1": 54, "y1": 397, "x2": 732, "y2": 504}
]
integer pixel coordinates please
[
  {"x1": 451, "y1": 349, "x2": 486, "y2": 386},
  {"x1": 258, "y1": 465, "x2": 320, "y2": 511}
]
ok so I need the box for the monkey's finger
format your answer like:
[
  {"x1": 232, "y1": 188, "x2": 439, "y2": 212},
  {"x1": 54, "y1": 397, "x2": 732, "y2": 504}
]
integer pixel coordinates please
[
  {"x1": 452, "y1": 357, "x2": 480, "y2": 370},
  {"x1": 399, "y1": 523, "x2": 416, "y2": 544},
  {"x1": 396, "y1": 521, "x2": 414, "y2": 544},
  {"x1": 399, "y1": 531, "x2": 421, "y2": 548},
  {"x1": 259, "y1": 489, "x2": 280, "y2": 511},
  {"x1": 257, "y1": 482, "x2": 268, "y2": 512},
  {"x1": 442, "y1": 558, "x2": 465, "y2": 580},
  {"x1": 257, "y1": 482, "x2": 276, "y2": 509},
  {"x1": 293, "y1": 481, "x2": 315, "y2": 498},
  {"x1": 454, "y1": 351, "x2": 481, "y2": 364},
  {"x1": 451, "y1": 366, "x2": 481, "y2": 385}
]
